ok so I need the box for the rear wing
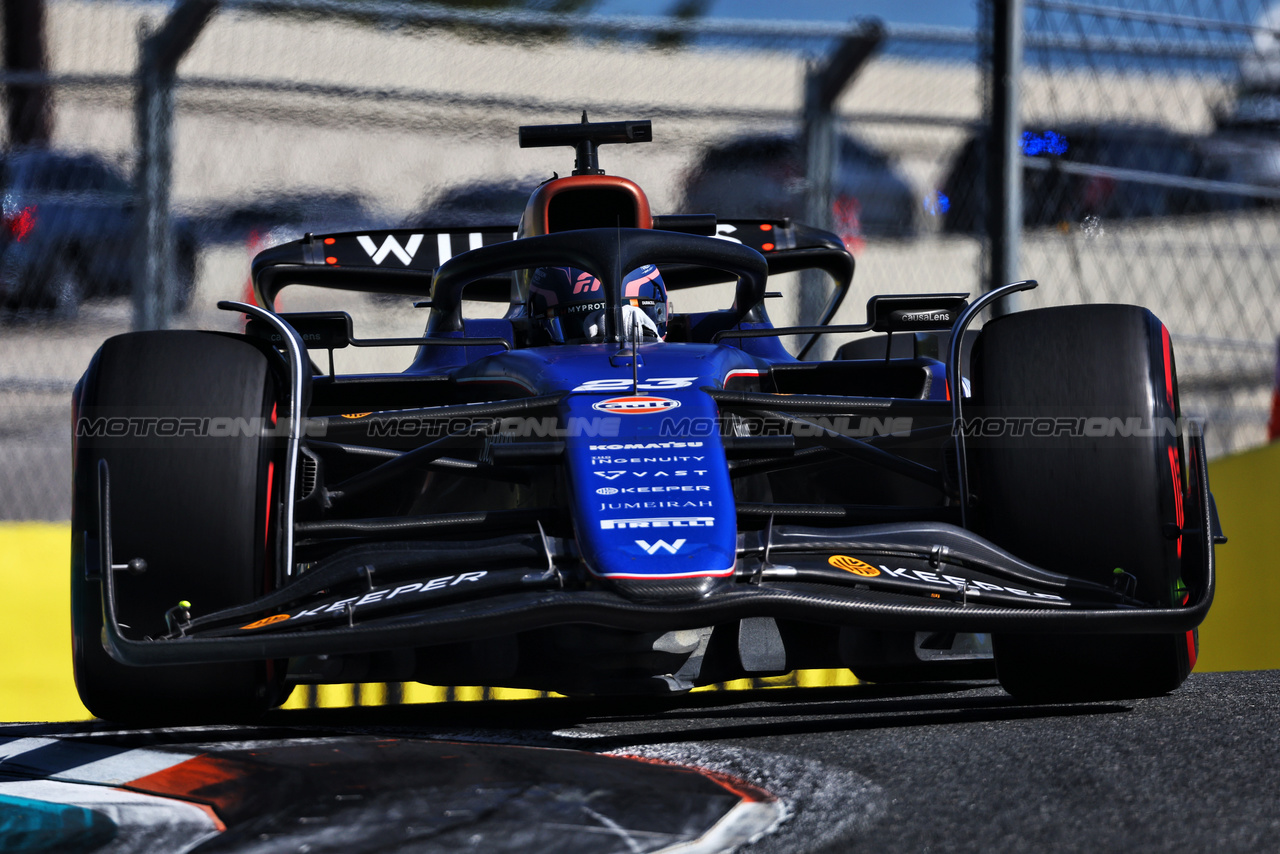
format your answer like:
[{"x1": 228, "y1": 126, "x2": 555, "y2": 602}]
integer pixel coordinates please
[{"x1": 248, "y1": 218, "x2": 854, "y2": 321}]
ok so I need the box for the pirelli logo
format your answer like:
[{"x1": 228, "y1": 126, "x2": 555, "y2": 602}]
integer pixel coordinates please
[{"x1": 600, "y1": 516, "x2": 715, "y2": 530}]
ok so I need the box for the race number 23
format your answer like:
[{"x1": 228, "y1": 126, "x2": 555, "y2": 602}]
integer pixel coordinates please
[{"x1": 574, "y1": 377, "x2": 697, "y2": 392}]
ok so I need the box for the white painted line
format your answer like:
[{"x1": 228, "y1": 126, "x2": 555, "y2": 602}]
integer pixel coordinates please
[
  {"x1": 0, "y1": 737, "x2": 58, "y2": 762},
  {"x1": 655, "y1": 800, "x2": 784, "y2": 854},
  {"x1": 0, "y1": 737, "x2": 196, "y2": 786},
  {"x1": 55, "y1": 748, "x2": 196, "y2": 786}
]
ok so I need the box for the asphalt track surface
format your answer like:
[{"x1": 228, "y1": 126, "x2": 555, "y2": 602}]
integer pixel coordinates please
[{"x1": 2, "y1": 670, "x2": 1277, "y2": 853}]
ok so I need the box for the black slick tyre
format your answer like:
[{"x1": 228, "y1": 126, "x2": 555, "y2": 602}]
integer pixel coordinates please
[
  {"x1": 970, "y1": 304, "x2": 1196, "y2": 702},
  {"x1": 71, "y1": 330, "x2": 286, "y2": 723}
]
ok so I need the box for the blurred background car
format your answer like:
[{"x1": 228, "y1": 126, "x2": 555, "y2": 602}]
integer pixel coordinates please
[
  {"x1": 403, "y1": 178, "x2": 538, "y2": 228},
  {"x1": 193, "y1": 191, "x2": 380, "y2": 248},
  {"x1": 678, "y1": 133, "x2": 918, "y2": 250},
  {"x1": 939, "y1": 124, "x2": 1244, "y2": 234},
  {"x1": 188, "y1": 191, "x2": 383, "y2": 310},
  {"x1": 0, "y1": 149, "x2": 196, "y2": 316},
  {"x1": 1207, "y1": 106, "x2": 1280, "y2": 196},
  {"x1": 1205, "y1": 10, "x2": 1280, "y2": 200}
]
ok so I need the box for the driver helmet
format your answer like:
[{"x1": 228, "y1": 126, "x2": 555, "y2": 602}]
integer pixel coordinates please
[{"x1": 527, "y1": 264, "x2": 667, "y2": 344}]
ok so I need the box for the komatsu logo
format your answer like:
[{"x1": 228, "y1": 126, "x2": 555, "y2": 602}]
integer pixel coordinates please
[{"x1": 357, "y1": 234, "x2": 424, "y2": 265}]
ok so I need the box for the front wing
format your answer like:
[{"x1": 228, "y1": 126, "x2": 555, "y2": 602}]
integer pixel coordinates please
[{"x1": 95, "y1": 424, "x2": 1217, "y2": 668}]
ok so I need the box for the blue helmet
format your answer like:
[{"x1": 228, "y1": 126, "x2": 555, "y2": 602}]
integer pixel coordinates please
[{"x1": 527, "y1": 264, "x2": 667, "y2": 344}]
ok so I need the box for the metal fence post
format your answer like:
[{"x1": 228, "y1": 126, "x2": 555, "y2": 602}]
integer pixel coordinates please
[
  {"x1": 134, "y1": 36, "x2": 169, "y2": 331},
  {"x1": 133, "y1": 0, "x2": 218, "y2": 332},
  {"x1": 802, "y1": 67, "x2": 834, "y2": 237},
  {"x1": 799, "y1": 19, "x2": 884, "y2": 341},
  {"x1": 986, "y1": 0, "x2": 1024, "y2": 315},
  {"x1": 4, "y1": 0, "x2": 53, "y2": 146}
]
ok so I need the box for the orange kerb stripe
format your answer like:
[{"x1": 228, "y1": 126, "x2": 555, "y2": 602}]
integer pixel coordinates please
[
  {"x1": 610, "y1": 753, "x2": 775, "y2": 803},
  {"x1": 125, "y1": 755, "x2": 248, "y2": 820}
]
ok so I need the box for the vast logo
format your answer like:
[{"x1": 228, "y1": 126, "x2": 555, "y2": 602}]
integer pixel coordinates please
[
  {"x1": 594, "y1": 469, "x2": 708, "y2": 479},
  {"x1": 357, "y1": 234, "x2": 424, "y2": 266},
  {"x1": 636, "y1": 538, "x2": 686, "y2": 555},
  {"x1": 592, "y1": 396, "x2": 681, "y2": 415}
]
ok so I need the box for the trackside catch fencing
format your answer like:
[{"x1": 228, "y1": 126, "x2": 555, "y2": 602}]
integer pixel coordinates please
[
  {"x1": 3, "y1": 1, "x2": 1277, "y2": 525},
  {"x1": 1, "y1": 0, "x2": 1278, "y2": 708}
]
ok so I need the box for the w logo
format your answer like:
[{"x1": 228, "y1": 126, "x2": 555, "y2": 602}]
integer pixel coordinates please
[
  {"x1": 635, "y1": 539, "x2": 686, "y2": 555},
  {"x1": 357, "y1": 234, "x2": 424, "y2": 266}
]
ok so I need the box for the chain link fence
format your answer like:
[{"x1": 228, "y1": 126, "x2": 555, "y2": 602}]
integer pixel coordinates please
[
  {"x1": 1, "y1": 0, "x2": 1277, "y2": 525},
  {"x1": 1014, "y1": 0, "x2": 1280, "y2": 457}
]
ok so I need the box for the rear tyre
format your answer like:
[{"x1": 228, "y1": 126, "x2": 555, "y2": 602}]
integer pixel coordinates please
[
  {"x1": 71, "y1": 331, "x2": 286, "y2": 723},
  {"x1": 970, "y1": 305, "x2": 1195, "y2": 702}
]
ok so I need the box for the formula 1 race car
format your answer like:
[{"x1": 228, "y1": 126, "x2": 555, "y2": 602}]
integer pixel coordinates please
[{"x1": 70, "y1": 118, "x2": 1222, "y2": 723}]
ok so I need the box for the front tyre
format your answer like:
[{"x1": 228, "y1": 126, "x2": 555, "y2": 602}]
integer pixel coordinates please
[
  {"x1": 71, "y1": 331, "x2": 287, "y2": 723},
  {"x1": 970, "y1": 304, "x2": 1195, "y2": 702}
]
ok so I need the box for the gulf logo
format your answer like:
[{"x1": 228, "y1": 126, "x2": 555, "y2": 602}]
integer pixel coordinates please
[
  {"x1": 592, "y1": 395, "x2": 681, "y2": 414},
  {"x1": 828, "y1": 555, "x2": 880, "y2": 577},
  {"x1": 241, "y1": 613, "x2": 290, "y2": 630}
]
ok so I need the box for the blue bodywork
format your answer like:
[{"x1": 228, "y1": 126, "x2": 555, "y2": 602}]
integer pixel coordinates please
[
  {"x1": 246, "y1": 222, "x2": 952, "y2": 588},
  {"x1": 452, "y1": 344, "x2": 766, "y2": 579}
]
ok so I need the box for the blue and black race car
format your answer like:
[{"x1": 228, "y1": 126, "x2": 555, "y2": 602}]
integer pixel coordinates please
[{"x1": 70, "y1": 118, "x2": 1222, "y2": 723}]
